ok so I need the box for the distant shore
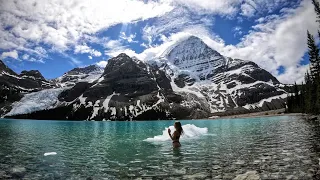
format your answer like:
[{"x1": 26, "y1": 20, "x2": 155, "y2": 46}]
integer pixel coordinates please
[{"x1": 208, "y1": 109, "x2": 304, "y2": 120}]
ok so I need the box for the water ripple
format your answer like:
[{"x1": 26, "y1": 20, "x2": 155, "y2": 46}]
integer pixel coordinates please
[{"x1": 0, "y1": 116, "x2": 320, "y2": 179}]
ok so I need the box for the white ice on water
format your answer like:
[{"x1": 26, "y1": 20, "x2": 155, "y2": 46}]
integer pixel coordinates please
[
  {"x1": 44, "y1": 152, "x2": 57, "y2": 156},
  {"x1": 144, "y1": 124, "x2": 208, "y2": 142}
]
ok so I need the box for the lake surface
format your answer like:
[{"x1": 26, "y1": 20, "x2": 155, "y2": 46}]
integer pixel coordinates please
[{"x1": 1, "y1": 116, "x2": 320, "y2": 179}]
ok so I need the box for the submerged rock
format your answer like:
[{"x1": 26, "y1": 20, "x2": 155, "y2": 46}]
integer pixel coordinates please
[
  {"x1": 309, "y1": 116, "x2": 318, "y2": 121},
  {"x1": 233, "y1": 171, "x2": 261, "y2": 180},
  {"x1": 10, "y1": 166, "x2": 26, "y2": 178}
]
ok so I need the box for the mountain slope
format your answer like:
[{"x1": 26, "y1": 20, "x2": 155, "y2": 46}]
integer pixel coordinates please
[
  {"x1": 0, "y1": 60, "x2": 54, "y2": 91},
  {"x1": 152, "y1": 36, "x2": 287, "y2": 114},
  {"x1": 0, "y1": 60, "x2": 56, "y2": 115},
  {"x1": 54, "y1": 65, "x2": 103, "y2": 87},
  {"x1": 7, "y1": 53, "x2": 210, "y2": 120},
  {"x1": 3, "y1": 36, "x2": 289, "y2": 120}
]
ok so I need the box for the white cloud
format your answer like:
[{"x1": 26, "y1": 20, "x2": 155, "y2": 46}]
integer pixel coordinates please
[
  {"x1": 240, "y1": 0, "x2": 296, "y2": 17},
  {"x1": 26, "y1": 57, "x2": 45, "y2": 63},
  {"x1": 240, "y1": 3, "x2": 256, "y2": 17},
  {"x1": 0, "y1": 0, "x2": 173, "y2": 52},
  {"x1": 34, "y1": 47, "x2": 48, "y2": 58},
  {"x1": 74, "y1": 44, "x2": 101, "y2": 57},
  {"x1": 0, "y1": 0, "x2": 314, "y2": 84},
  {"x1": 222, "y1": 0, "x2": 317, "y2": 84},
  {"x1": 91, "y1": 51, "x2": 102, "y2": 57},
  {"x1": 172, "y1": 0, "x2": 240, "y2": 15},
  {"x1": 141, "y1": 6, "x2": 214, "y2": 46},
  {"x1": 22, "y1": 54, "x2": 29, "y2": 60},
  {"x1": 106, "y1": 49, "x2": 138, "y2": 58},
  {"x1": 74, "y1": 45, "x2": 91, "y2": 54},
  {"x1": 277, "y1": 65, "x2": 309, "y2": 84},
  {"x1": 233, "y1": 26, "x2": 243, "y2": 37},
  {"x1": 104, "y1": 40, "x2": 123, "y2": 49},
  {"x1": 96, "y1": 60, "x2": 108, "y2": 68},
  {"x1": 120, "y1": 32, "x2": 137, "y2": 43},
  {"x1": 127, "y1": 0, "x2": 316, "y2": 84},
  {"x1": 103, "y1": 38, "x2": 141, "y2": 58},
  {"x1": 1, "y1": 50, "x2": 18, "y2": 59},
  {"x1": 21, "y1": 51, "x2": 45, "y2": 63}
]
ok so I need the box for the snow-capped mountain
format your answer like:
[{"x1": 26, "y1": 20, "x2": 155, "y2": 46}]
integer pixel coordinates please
[
  {"x1": 2, "y1": 36, "x2": 290, "y2": 120},
  {"x1": 166, "y1": 36, "x2": 226, "y2": 81},
  {"x1": 0, "y1": 60, "x2": 57, "y2": 115},
  {"x1": 0, "y1": 60, "x2": 55, "y2": 91},
  {"x1": 54, "y1": 65, "x2": 104, "y2": 87},
  {"x1": 153, "y1": 36, "x2": 286, "y2": 114}
]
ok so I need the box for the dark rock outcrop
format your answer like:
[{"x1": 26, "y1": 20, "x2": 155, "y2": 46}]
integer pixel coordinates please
[{"x1": 54, "y1": 65, "x2": 103, "y2": 87}]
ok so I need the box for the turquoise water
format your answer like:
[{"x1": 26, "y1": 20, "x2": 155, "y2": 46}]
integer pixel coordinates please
[{"x1": 1, "y1": 116, "x2": 320, "y2": 179}]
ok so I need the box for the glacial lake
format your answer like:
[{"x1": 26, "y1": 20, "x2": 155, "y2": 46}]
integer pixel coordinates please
[{"x1": 1, "y1": 116, "x2": 320, "y2": 179}]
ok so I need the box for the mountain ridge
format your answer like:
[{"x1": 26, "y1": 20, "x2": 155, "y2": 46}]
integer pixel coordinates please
[{"x1": 1, "y1": 36, "x2": 290, "y2": 120}]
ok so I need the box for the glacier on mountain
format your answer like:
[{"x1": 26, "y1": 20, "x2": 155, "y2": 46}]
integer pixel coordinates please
[{"x1": 5, "y1": 88, "x2": 66, "y2": 116}]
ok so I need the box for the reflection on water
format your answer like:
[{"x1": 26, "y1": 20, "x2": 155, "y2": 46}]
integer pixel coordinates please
[{"x1": 0, "y1": 116, "x2": 320, "y2": 179}]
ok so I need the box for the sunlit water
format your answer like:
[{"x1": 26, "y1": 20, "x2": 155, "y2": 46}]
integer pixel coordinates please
[{"x1": 1, "y1": 116, "x2": 320, "y2": 179}]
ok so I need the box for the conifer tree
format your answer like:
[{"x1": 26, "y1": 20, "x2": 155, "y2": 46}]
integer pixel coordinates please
[
  {"x1": 294, "y1": 82, "x2": 299, "y2": 111},
  {"x1": 301, "y1": 82, "x2": 306, "y2": 112},
  {"x1": 307, "y1": 31, "x2": 320, "y2": 80},
  {"x1": 313, "y1": 0, "x2": 320, "y2": 23},
  {"x1": 304, "y1": 71, "x2": 312, "y2": 113},
  {"x1": 286, "y1": 1, "x2": 320, "y2": 114}
]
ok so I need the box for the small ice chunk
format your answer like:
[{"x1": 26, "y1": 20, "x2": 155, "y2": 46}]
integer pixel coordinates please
[{"x1": 44, "y1": 152, "x2": 57, "y2": 156}]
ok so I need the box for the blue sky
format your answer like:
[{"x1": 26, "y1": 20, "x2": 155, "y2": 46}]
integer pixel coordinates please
[{"x1": 0, "y1": 0, "x2": 318, "y2": 83}]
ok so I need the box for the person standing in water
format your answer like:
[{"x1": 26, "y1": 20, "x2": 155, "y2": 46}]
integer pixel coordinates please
[{"x1": 168, "y1": 121, "x2": 183, "y2": 148}]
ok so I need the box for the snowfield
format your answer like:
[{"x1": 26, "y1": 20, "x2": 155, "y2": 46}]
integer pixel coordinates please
[{"x1": 6, "y1": 88, "x2": 66, "y2": 116}]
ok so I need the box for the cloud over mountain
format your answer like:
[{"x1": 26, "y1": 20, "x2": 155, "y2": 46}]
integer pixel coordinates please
[{"x1": 0, "y1": 0, "x2": 316, "y2": 83}]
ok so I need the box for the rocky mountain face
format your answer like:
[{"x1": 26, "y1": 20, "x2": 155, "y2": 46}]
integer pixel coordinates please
[
  {"x1": 2, "y1": 36, "x2": 289, "y2": 120},
  {"x1": 155, "y1": 36, "x2": 286, "y2": 114},
  {"x1": 0, "y1": 60, "x2": 56, "y2": 114},
  {"x1": 54, "y1": 65, "x2": 104, "y2": 87}
]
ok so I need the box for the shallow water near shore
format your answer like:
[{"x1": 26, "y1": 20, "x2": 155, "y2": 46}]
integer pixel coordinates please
[{"x1": 1, "y1": 116, "x2": 320, "y2": 179}]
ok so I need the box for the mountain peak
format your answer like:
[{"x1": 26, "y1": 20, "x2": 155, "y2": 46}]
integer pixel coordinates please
[
  {"x1": 173, "y1": 36, "x2": 209, "y2": 49},
  {"x1": 20, "y1": 70, "x2": 45, "y2": 80},
  {"x1": 0, "y1": 60, "x2": 7, "y2": 71},
  {"x1": 182, "y1": 35, "x2": 204, "y2": 43},
  {"x1": 166, "y1": 35, "x2": 223, "y2": 62},
  {"x1": 68, "y1": 65, "x2": 103, "y2": 75},
  {"x1": 117, "y1": 53, "x2": 130, "y2": 59},
  {"x1": 165, "y1": 35, "x2": 226, "y2": 78},
  {"x1": 0, "y1": 59, "x2": 18, "y2": 75}
]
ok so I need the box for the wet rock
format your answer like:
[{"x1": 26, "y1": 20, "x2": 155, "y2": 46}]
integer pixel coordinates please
[
  {"x1": 212, "y1": 165, "x2": 221, "y2": 170},
  {"x1": 253, "y1": 160, "x2": 261, "y2": 164},
  {"x1": 183, "y1": 172, "x2": 208, "y2": 179},
  {"x1": 10, "y1": 166, "x2": 26, "y2": 178},
  {"x1": 234, "y1": 160, "x2": 245, "y2": 165},
  {"x1": 309, "y1": 116, "x2": 318, "y2": 121},
  {"x1": 0, "y1": 170, "x2": 7, "y2": 177},
  {"x1": 233, "y1": 171, "x2": 261, "y2": 180}
]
